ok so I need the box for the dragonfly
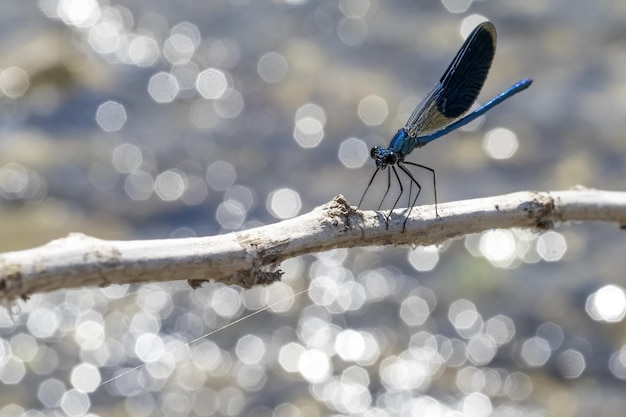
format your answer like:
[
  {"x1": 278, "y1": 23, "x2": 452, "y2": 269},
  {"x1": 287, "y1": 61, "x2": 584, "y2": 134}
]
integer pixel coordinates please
[{"x1": 358, "y1": 21, "x2": 532, "y2": 228}]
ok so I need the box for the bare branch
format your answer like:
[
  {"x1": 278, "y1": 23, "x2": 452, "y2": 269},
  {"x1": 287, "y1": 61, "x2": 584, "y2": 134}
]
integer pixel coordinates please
[{"x1": 1, "y1": 189, "x2": 625, "y2": 302}]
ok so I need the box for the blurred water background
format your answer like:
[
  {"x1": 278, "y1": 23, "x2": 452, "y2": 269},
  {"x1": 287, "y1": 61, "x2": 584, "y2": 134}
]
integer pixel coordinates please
[{"x1": 1, "y1": 1, "x2": 626, "y2": 416}]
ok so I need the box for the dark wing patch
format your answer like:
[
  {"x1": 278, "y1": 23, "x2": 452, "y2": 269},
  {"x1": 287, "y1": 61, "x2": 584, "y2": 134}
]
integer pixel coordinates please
[{"x1": 436, "y1": 22, "x2": 496, "y2": 118}]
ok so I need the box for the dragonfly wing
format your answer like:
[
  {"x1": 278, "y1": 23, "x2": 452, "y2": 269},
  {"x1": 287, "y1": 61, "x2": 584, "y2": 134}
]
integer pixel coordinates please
[
  {"x1": 437, "y1": 21, "x2": 496, "y2": 118},
  {"x1": 403, "y1": 83, "x2": 452, "y2": 137},
  {"x1": 404, "y1": 21, "x2": 497, "y2": 137}
]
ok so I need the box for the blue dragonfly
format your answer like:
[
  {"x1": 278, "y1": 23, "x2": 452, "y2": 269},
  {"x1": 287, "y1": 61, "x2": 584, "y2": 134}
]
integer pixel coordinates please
[{"x1": 358, "y1": 21, "x2": 532, "y2": 228}]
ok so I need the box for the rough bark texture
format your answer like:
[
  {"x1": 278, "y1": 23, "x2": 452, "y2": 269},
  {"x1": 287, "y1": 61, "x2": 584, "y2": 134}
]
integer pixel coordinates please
[{"x1": 1, "y1": 189, "x2": 625, "y2": 302}]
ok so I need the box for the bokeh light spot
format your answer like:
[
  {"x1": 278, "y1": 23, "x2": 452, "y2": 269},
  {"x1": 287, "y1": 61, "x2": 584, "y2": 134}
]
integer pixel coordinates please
[
  {"x1": 27, "y1": 308, "x2": 59, "y2": 338},
  {"x1": 96, "y1": 101, "x2": 127, "y2": 132},
  {"x1": 295, "y1": 103, "x2": 326, "y2": 125},
  {"x1": 164, "y1": 33, "x2": 196, "y2": 65},
  {"x1": 262, "y1": 282, "x2": 295, "y2": 313},
  {"x1": 128, "y1": 35, "x2": 160, "y2": 66},
  {"x1": 293, "y1": 104, "x2": 326, "y2": 148},
  {"x1": 485, "y1": 315, "x2": 515, "y2": 346},
  {"x1": 380, "y1": 355, "x2": 432, "y2": 391},
  {"x1": 74, "y1": 320, "x2": 105, "y2": 350},
  {"x1": 462, "y1": 392, "x2": 492, "y2": 417},
  {"x1": 0, "y1": 163, "x2": 29, "y2": 198},
  {"x1": 61, "y1": 389, "x2": 90, "y2": 416},
  {"x1": 155, "y1": 170, "x2": 186, "y2": 201},
  {"x1": 586, "y1": 285, "x2": 626, "y2": 322},
  {"x1": 196, "y1": 68, "x2": 228, "y2": 99},
  {"x1": 216, "y1": 200, "x2": 246, "y2": 229},
  {"x1": 267, "y1": 188, "x2": 302, "y2": 219},
  {"x1": 58, "y1": 0, "x2": 101, "y2": 28},
  {"x1": 279, "y1": 342, "x2": 305, "y2": 373},
  {"x1": 609, "y1": 346, "x2": 626, "y2": 379},
  {"x1": 442, "y1": 0, "x2": 472, "y2": 14},
  {"x1": 479, "y1": 230, "x2": 516, "y2": 268},
  {"x1": 338, "y1": 137, "x2": 369, "y2": 169},
  {"x1": 504, "y1": 372, "x2": 533, "y2": 401},
  {"x1": 520, "y1": 337, "x2": 551, "y2": 367},
  {"x1": 225, "y1": 185, "x2": 256, "y2": 212},
  {"x1": 293, "y1": 117, "x2": 324, "y2": 148},
  {"x1": 112, "y1": 144, "x2": 142, "y2": 173},
  {"x1": 135, "y1": 333, "x2": 164, "y2": 362},
  {"x1": 38, "y1": 378, "x2": 66, "y2": 408},
  {"x1": 70, "y1": 363, "x2": 101, "y2": 393},
  {"x1": 236, "y1": 335, "x2": 265, "y2": 365},
  {"x1": 298, "y1": 349, "x2": 331, "y2": 383},
  {"x1": 125, "y1": 171, "x2": 154, "y2": 200},
  {"x1": 0, "y1": 356, "x2": 25, "y2": 384},
  {"x1": 88, "y1": 22, "x2": 120, "y2": 55},
  {"x1": 536, "y1": 322, "x2": 564, "y2": 350},
  {"x1": 211, "y1": 286, "x2": 243, "y2": 319},
  {"x1": 335, "y1": 330, "x2": 366, "y2": 362},
  {"x1": 172, "y1": 63, "x2": 200, "y2": 91},
  {"x1": 206, "y1": 161, "x2": 237, "y2": 191},
  {"x1": 466, "y1": 335, "x2": 497, "y2": 366},
  {"x1": 10, "y1": 333, "x2": 38, "y2": 362},
  {"x1": 257, "y1": 52, "x2": 289, "y2": 83},
  {"x1": 448, "y1": 299, "x2": 482, "y2": 339},
  {"x1": 358, "y1": 95, "x2": 388, "y2": 126},
  {"x1": 536, "y1": 231, "x2": 567, "y2": 262},
  {"x1": 407, "y1": 245, "x2": 440, "y2": 272},
  {"x1": 148, "y1": 72, "x2": 179, "y2": 103},
  {"x1": 400, "y1": 295, "x2": 430, "y2": 326},
  {"x1": 556, "y1": 349, "x2": 586, "y2": 378},
  {"x1": 483, "y1": 128, "x2": 518, "y2": 160},
  {"x1": 0, "y1": 67, "x2": 29, "y2": 97}
]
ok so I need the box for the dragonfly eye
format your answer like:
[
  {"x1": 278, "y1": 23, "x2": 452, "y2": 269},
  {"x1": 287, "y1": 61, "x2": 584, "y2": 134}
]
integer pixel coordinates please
[
  {"x1": 370, "y1": 147, "x2": 379, "y2": 159},
  {"x1": 384, "y1": 153, "x2": 398, "y2": 165}
]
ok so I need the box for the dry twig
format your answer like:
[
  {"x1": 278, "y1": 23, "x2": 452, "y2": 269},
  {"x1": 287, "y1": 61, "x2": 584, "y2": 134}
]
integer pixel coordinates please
[{"x1": 1, "y1": 189, "x2": 625, "y2": 302}]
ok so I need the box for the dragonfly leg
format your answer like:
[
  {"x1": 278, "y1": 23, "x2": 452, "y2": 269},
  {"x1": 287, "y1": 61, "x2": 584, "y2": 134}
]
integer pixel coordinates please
[
  {"x1": 398, "y1": 163, "x2": 422, "y2": 232},
  {"x1": 358, "y1": 168, "x2": 380, "y2": 209},
  {"x1": 378, "y1": 168, "x2": 392, "y2": 212},
  {"x1": 385, "y1": 167, "x2": 404, "y2": 229},
  {"x1": 403, "y1": 161, "x2": 439, "y2": 219}
]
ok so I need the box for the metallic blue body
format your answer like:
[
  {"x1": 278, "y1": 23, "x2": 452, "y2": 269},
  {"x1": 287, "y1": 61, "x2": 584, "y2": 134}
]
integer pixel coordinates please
[
  {"x1": 371, "y1": 78, "x2": 532, "y2": 170},
  {"x1": 359, "y1": 21, "x2": 532, "y2": 227}
]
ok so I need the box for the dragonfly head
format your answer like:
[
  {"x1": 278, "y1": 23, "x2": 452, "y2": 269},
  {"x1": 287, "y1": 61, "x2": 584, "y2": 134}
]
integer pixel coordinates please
[{"x1": 370, "y1": 146, "x2": 398, "y2": 169}]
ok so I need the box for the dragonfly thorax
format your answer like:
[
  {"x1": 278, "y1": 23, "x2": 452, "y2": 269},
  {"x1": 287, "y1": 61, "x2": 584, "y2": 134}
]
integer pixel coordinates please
[{"x1": 370, "y1": 146, "x2": 400, "y2": 169}]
